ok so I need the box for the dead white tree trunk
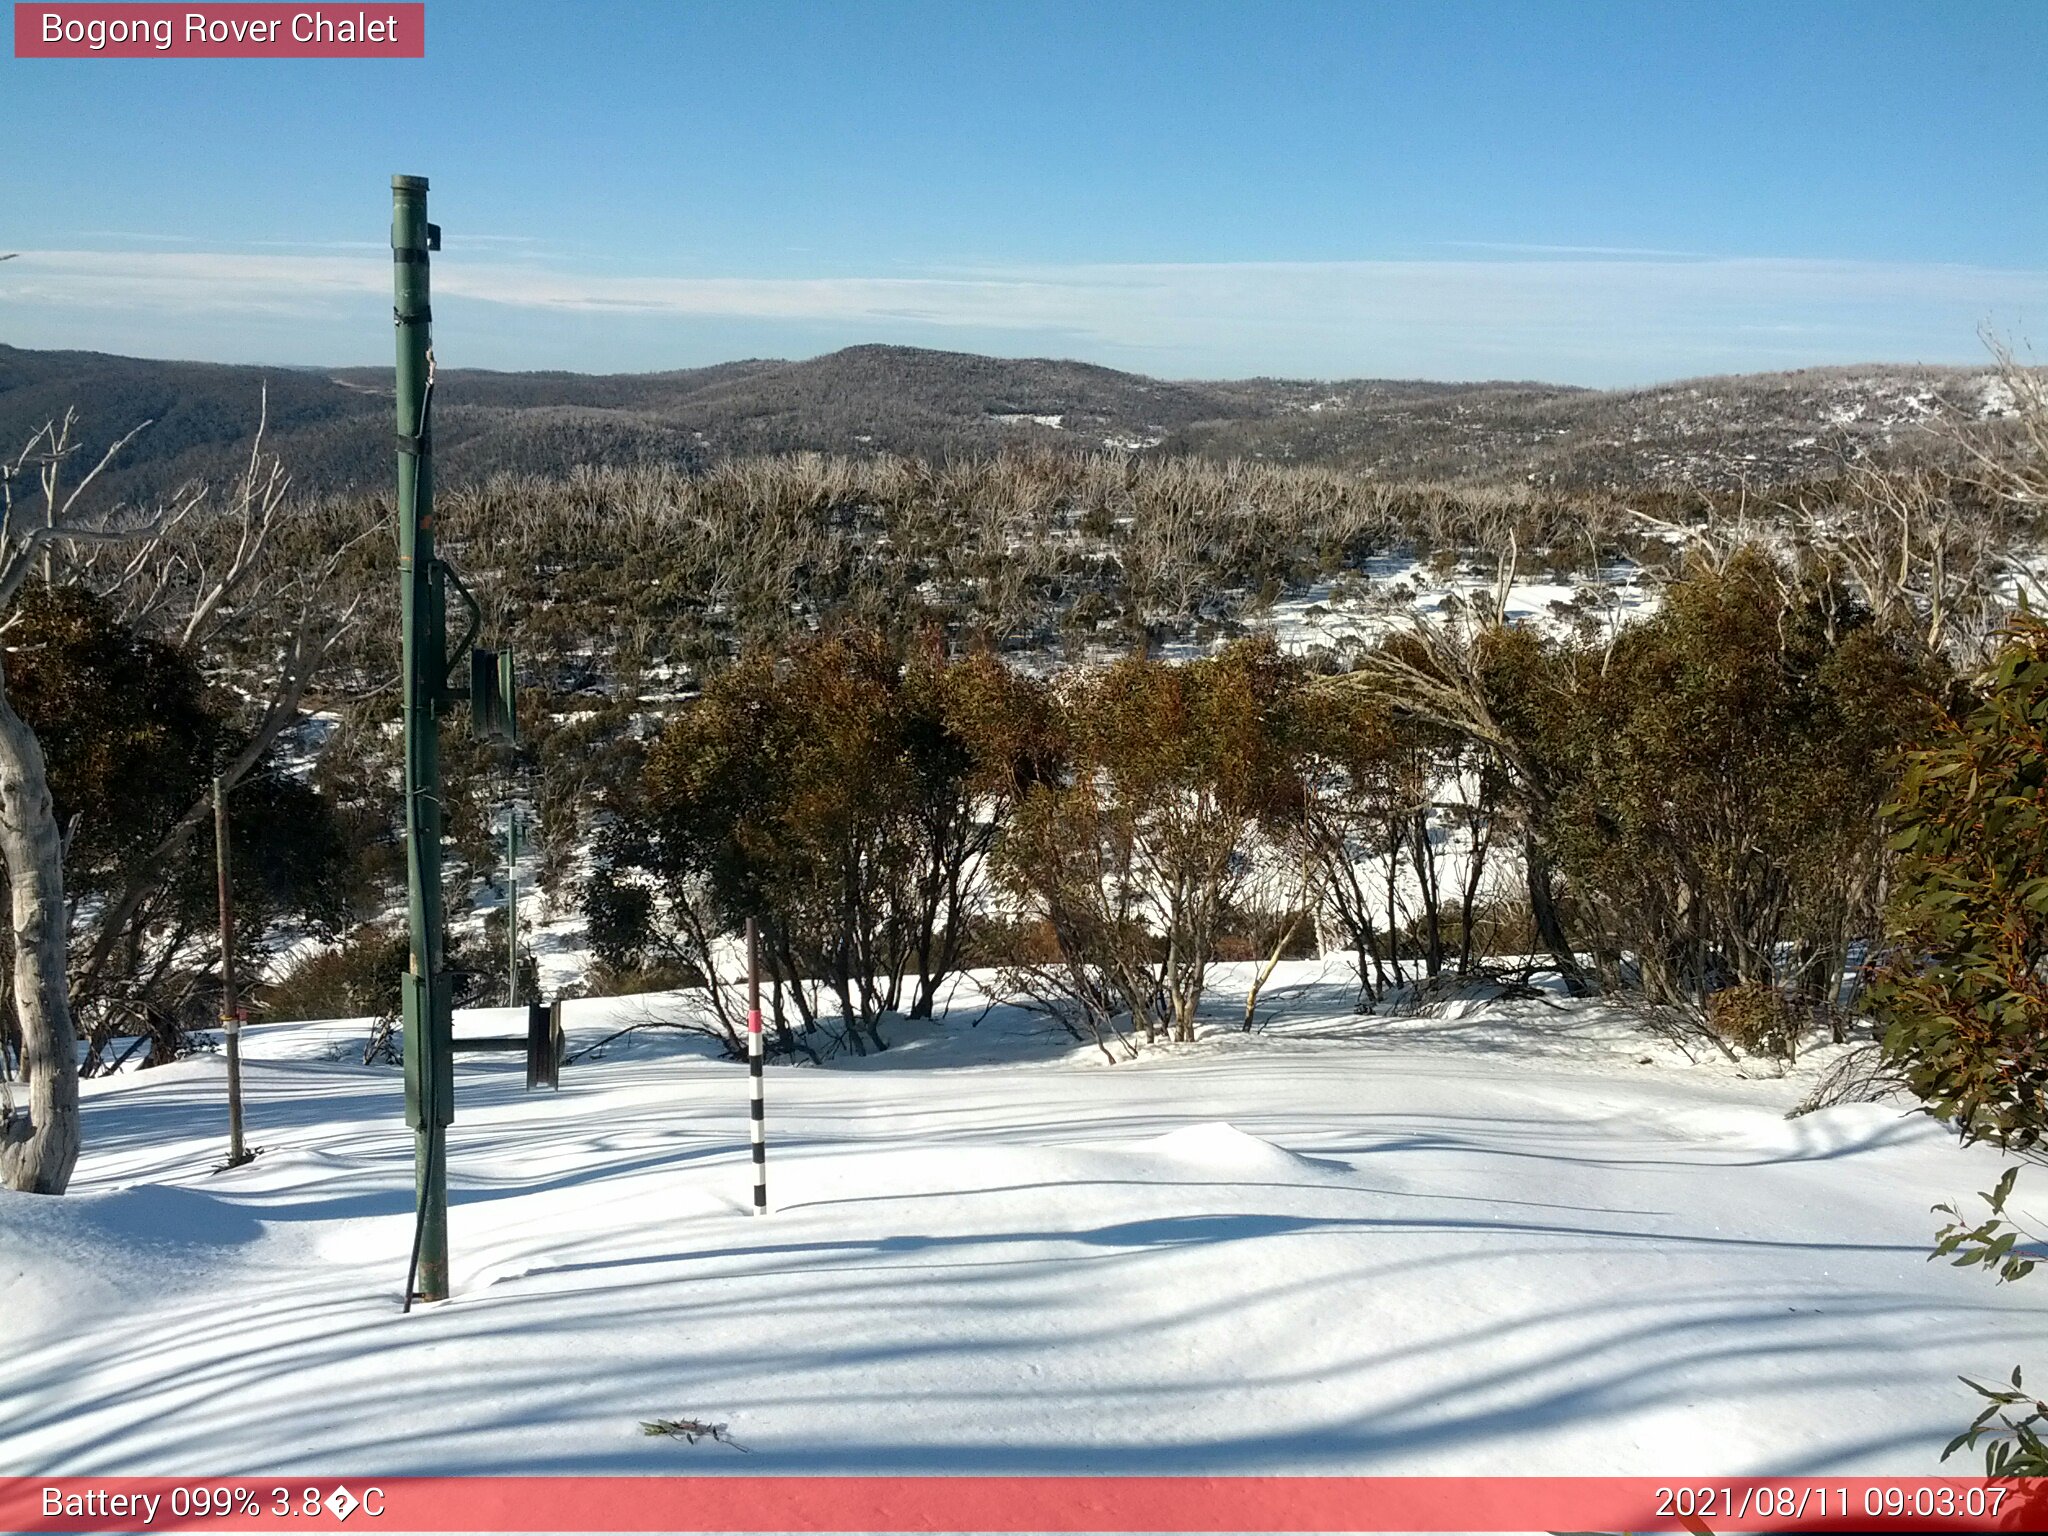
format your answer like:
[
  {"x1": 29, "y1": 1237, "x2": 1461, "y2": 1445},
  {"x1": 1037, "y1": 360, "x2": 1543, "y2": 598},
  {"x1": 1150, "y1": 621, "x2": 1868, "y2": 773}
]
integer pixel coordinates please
[
  {"x1": 0, "y1": 415, "x2": 182, "y2": 1192},
  {"x1": 0, "y1": 674, "x2": 78, "y2": 1192}
]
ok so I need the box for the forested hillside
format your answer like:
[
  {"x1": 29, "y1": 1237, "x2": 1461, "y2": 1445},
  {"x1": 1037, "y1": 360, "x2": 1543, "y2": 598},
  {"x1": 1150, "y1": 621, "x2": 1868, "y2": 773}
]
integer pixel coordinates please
[
  {"x1": 0, "y1": 341, "x2": 2015, "y2": 509},
  {"x1": 6, "y1": 374, "x2": 2038, "y2": 1071}
]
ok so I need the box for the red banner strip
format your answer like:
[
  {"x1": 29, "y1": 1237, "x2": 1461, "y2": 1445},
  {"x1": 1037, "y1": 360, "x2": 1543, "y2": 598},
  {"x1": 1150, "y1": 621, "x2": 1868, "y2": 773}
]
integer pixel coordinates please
[
  {"x1": 3, "y1": 1476, "x2": 2046, "y2": 1533},
  {"x1": 14, "y1": 4, "x2": 423, "y2": 58}
]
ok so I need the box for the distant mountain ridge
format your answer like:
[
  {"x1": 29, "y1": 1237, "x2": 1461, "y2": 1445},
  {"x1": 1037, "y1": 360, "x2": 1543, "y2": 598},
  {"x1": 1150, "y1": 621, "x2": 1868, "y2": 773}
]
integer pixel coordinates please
[{"x1": 0, "y1": 341, "x2": 2006, "y2": 506}]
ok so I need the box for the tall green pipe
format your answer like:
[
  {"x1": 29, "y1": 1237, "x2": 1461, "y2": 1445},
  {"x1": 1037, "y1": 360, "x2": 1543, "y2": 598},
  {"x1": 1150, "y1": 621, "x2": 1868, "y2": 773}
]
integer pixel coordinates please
[
  {"x1": 392, "y1": 174, "x2": 450, "y2": 1304},
  {"x1": 506, "y1": 802, "x2": 519, "y2": 1006}
]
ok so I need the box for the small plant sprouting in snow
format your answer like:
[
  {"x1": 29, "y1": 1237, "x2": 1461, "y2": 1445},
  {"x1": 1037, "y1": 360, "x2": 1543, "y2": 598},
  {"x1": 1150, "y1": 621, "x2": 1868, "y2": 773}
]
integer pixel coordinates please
[
  {"x1": 640, "y1": 1417, "x2": 750, "y2": 1452},
  {"x1": 1943, "y1": 1366, "x2": 2048, "y2": 1479},
  {"x1": 1929, "y1": 1168, "x2": 2048, "y2": 1477},
  {"x1": 1931, "y1": 1166, "x2": 2039, "y2": 1286},
  {"x1": 208, "y1": 1146, "x2": 262, "y2": 1175}
]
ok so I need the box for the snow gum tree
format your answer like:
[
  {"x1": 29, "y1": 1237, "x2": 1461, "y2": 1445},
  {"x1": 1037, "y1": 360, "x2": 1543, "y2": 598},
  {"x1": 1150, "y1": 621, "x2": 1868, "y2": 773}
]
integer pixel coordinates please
[
  {"x1": 0, "y1": 631, "x2": 76, "y2": 1193},
  {"x1": 1354, "y1": 550, "x2": 1946, "y2": 1050},
  {"x1": 591, "y1": 632, "x2": 1051, "y2": 1055},
  {"x1": 1285, "y1": 684, "x2": 1402, "y2": 1003},
  {"x1": 1346, "y1": 619, "x2": 1592, "y2": 994},
  {"x1": 997, "y1": 637, "x2": 1305, "y2": 1045},
  {"x1": 897, "y1": 645, "x2": 1060, "y2": 1016},
  {"x1": 1543, "y1": 552, "x2": 1941, "y2": 1019},
  {"x1": 1283, "y1": 680, "x2": 1488, "y2": 1004}
]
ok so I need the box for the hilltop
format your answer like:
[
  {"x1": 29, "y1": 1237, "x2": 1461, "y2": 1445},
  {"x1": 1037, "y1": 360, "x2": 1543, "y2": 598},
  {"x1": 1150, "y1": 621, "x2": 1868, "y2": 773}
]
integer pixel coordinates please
[{"x1": 0, "y1": 341, "x2": 2010, "y2": 506}]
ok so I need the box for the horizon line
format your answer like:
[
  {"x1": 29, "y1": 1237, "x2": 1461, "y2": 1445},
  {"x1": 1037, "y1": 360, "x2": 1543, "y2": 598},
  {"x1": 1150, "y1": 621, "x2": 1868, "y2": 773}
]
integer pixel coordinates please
[{"x1": 0, "y1": 334, "x2": 2022, "y2": 399}]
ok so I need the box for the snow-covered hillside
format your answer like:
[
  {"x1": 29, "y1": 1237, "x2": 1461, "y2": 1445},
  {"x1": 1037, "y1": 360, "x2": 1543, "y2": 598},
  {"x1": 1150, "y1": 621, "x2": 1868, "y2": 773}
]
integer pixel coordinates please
[{"x1": 5, "y1": 965, "x2": 2038, "y2": 1480}]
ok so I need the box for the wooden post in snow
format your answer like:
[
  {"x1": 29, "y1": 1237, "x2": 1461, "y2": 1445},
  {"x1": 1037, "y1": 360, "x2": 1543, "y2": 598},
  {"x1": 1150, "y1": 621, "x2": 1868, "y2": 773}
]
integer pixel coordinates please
[
  {"x1": 747, "y1": 917, "x2": 766, "y2": 1214},
  {"x1": 213, "y1": 776, "x2": 250, "y2": 1167}
]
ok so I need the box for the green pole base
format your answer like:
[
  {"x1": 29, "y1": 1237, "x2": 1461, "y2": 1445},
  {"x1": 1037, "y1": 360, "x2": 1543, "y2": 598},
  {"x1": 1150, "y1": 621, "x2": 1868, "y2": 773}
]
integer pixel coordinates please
[{"x1": 413, "y1": 1124, "x2": 450, "y2": 1303}]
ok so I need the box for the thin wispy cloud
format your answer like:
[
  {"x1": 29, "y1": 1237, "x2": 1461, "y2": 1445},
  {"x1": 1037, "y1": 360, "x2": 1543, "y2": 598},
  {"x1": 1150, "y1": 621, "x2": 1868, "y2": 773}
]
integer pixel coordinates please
[
  {"x1": 243, "y1": 239, "x2": 391, "y2": 251},
  {"x1": 1442, "y1": 240, "x2": 1703, "y2": 259},
  {"x1": 1, "y1": 247, "x2": 2039, "y2": 384},
  {"x1": 64, "y1": 234, "x2": 554, "y2": 255},
  {"x1": 70, "y1": 230, "x2": 202, "y2": 244}
]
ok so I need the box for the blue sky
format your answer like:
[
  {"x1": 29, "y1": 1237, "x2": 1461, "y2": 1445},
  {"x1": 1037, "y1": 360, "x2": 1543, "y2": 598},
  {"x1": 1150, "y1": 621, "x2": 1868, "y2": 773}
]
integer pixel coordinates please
[{"x1": 3, "y1": 0, "x2": 2044, "y2": 384}]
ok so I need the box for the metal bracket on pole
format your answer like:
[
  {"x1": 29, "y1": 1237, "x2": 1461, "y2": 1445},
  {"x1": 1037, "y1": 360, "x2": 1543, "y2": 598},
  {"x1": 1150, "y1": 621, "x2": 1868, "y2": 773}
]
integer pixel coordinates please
[
  {"x1": 525, "y1": 1002, "x2": 562, "y2": 1091},
  {"x1": 429, "y1": 560, "x2": 485, "y2": 717},
  {"x1": 471, "y1": 646, "x2": 517, "y2": 743},
  {"x1": 441, "y1": 561, "x2": 483, "y2": 663}
]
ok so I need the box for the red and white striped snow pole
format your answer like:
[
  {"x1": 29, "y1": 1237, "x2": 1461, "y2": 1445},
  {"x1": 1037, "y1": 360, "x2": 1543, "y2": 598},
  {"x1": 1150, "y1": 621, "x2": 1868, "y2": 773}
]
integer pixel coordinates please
[{"x1": 746, "y1": 917, "x2": 767, "y2": 1214}]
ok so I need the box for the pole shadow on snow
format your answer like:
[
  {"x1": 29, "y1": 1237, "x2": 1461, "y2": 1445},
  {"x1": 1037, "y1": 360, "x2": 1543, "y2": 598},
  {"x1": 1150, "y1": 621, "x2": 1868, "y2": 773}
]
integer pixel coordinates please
[
  {"x1": 776, "y1": 1176, "x2": 1674, "y2": 1220},
  {"x1": 26, "y1": 1024, "x2": 2022, "y2": 1480},
  {"x1": 518, "y1": 1206, "x2": 1936, "y2": 1292},
  {"x1": 10, "y1": 1189, "x2": 2042, "y2": 1478}
]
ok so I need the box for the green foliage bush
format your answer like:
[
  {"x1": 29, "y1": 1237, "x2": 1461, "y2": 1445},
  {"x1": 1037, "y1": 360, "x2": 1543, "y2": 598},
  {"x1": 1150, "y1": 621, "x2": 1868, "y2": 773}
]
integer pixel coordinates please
[
  {"x1": 592, "y1": 633, "x2": 1052, "y2": 1054},
  {"x1": 261, "y1": 925, "x2": 411, "y2": 1024},
  {"x1": 12, "y1": 584, "x2": 223, "y2": 894},
  {"x1": 997, "y1": 637, "x2": 1307, "y2": 1045},
  {"x1": 1876, "y1": 618, "x2": 2048, "y2": 1152},
  {"x1": 1872, "y1": 622, "x2": 2048, "y2": 1479},
  {"x1": 7, "y1": 585, "x2": 352, "y2": 1057},
  {"x1": 1497, "y1": 552, "x2": 1942, "y2": 1020},
  {"x1": 1706, "y1": 981, "x2": 1800, "y2": 1062}
]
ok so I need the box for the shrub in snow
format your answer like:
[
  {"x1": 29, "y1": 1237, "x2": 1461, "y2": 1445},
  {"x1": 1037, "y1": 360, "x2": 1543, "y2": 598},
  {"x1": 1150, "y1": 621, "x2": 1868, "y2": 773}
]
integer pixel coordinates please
[
  {"x1": 14, "y1": 585, "x2": 352, "y2": 1068},
  {"x1": 1706, "y1": 981, "x2": 1801, "y2": 1063},
  {"x1": 1877, "y1": 616, "x2": 2048, "y2": 1153},
  {"x1": 1875, "y1": 614, "x2": 2048, "y2": 1155},
  {"x1": 263, "y1": 924, "x2": 410, "y2": 1024},
  {"x1": 1876, "y1": 618, "x2": 2048, "y2": 1479},
  {"x1": 591, "y1": 635, "x2": 1052, "y2": 1057},
  {"x1": 996, "y1": 638, "x2": 1304, "y2": 1047}
]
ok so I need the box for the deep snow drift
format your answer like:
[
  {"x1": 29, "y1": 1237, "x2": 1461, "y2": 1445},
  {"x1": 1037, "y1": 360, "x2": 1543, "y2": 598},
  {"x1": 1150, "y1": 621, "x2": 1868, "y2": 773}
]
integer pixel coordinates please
[{"x1": 4, "y1": 963, "x2": 2042, "y2": 1479}]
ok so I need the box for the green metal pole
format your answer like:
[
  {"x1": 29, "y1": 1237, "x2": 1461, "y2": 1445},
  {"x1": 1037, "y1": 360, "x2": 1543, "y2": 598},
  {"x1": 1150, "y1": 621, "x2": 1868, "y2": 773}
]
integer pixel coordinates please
[
  {"x1": 392, "y1": 173, "x2": 450, "y2": 1304},
  {"x1": 506, "y1": 800, "x2": 519, "y2": 1006}
]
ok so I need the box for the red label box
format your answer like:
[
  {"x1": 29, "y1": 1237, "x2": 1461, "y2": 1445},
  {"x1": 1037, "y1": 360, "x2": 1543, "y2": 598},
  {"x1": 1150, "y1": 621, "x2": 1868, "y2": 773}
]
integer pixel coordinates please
[
  {"x1": 3, "y1": 1476, "x2": 2046, "y2": 1533},
  {"x1": 14, "y1": 3, "x2": 424, "y2": 57}
]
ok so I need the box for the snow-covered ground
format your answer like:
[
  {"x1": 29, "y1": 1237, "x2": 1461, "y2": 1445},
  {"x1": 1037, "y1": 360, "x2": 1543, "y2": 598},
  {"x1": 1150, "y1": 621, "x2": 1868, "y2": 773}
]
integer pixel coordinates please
[
  {"x1": 4, "y1": 963, "x2": 2041, "y2": 1481},
  {"x1": 1261, "y1": 556, "x2": 1657, "y2": 658}
]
